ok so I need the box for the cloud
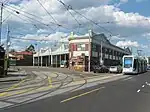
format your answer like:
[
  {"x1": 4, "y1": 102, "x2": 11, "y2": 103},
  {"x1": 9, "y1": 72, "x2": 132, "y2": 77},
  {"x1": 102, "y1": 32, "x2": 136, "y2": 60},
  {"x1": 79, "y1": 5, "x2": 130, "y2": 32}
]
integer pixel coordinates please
[
  {"x1": 19, "y1": 32, "x2": 68, "y2": 42},
  {"x1": 142, "y1": 33, "x2": 150, "y2": 39},
  {"x1": 120, "y1": 0, "x2": 128, "y2": 2},
  {"x1": 116, "y1": 40, "x2": 139, "y2": 47},
  {"x1": 140, "y1": 44, "x2": 148, "y2": 49},
  {"x1": 110, "y1": 35, "x2": 125, "y2": 40},
  {"x1": 1, "y1": 0, "x2": 150, "y2": 53}
]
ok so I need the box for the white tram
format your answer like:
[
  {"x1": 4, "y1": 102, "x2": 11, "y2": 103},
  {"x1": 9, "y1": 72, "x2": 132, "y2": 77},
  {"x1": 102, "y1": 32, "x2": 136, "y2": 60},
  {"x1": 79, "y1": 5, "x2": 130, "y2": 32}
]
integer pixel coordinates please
[{"x1": 122, "y1": 55, "x2": 147, "y2": 74}]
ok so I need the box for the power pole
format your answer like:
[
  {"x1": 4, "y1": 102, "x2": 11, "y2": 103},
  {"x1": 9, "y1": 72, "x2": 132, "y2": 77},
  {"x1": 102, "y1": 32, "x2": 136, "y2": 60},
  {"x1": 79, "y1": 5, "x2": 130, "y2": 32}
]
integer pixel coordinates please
[
  {"x1": 88, "y1": 30, "x2": 91, "y2": 72},
  {"x1": 0, "y1": 3, "x2": 3, "y2": 45},
  {"x1": 4, "y1": 24, "x2": 10, "y2": 75},
  {"x1": 100, "y1": 40, "x2": 103, "y2": 65},
  {"x1": 6, "y1": 25, "x2": 10, "y2": 59}
]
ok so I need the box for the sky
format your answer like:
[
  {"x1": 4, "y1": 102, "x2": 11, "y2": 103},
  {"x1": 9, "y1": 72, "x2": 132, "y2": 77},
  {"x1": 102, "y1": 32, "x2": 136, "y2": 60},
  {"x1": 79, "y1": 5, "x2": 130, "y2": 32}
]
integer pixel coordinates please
[{"x1": 1, "y1": 0, "x2": 150, "y2": 55}]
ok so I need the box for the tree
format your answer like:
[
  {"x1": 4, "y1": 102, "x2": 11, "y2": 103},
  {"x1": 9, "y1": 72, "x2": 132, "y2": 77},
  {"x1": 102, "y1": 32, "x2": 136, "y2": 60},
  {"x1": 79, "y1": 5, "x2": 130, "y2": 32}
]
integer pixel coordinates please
[{"x1": 25, "y1": 44, "x2": 35, "y2": 53}]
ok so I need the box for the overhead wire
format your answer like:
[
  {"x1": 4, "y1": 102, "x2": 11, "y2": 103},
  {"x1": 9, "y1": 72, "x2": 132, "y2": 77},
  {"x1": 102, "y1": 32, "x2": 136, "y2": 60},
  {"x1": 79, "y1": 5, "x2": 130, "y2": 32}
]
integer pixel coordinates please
[
  {"x1": 56, "y1": 0, "x2": 83, "y2": 35},
  {"x1": 35, "y1": 0, "x2": 76, "y2": 33},
  {"x1": 56, "y1": 0, "x2": 143, "y2": 39},
  {"x1": 57, "y1": 0, "x2": 115, "y2": 36},
  {"x1": 4, "y1": 6, "x2": 55, "y2": 31},
  {"x1": 3, "y1": 1, "x2": 84, "y2": 35},
  {"x1": 36, "y1": 0, "x2": 58, "y2": 24},
  {"x1": 4, "y1": 4, "x2": 60, "y2": 30},
  {"x1": 4, "y1": 8, "x2": 42, "y2": 31}
]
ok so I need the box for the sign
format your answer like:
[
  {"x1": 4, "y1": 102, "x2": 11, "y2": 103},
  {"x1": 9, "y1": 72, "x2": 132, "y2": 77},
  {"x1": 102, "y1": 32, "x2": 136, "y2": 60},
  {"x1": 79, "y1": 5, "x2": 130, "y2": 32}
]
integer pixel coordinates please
[{"x1": 9, "y1": 59, "x2": 16, "y2": 66}]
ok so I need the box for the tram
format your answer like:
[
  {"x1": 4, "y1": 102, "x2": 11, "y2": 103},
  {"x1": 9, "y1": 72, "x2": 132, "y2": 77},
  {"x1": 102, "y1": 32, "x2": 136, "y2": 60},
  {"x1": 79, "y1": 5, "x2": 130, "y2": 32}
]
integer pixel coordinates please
[
  {"x1": 122, "y1": 55, "x2": 147, "y2": 74},
  {"x1": 0, "y1": 46, "x2": 5, "y2": 77}
]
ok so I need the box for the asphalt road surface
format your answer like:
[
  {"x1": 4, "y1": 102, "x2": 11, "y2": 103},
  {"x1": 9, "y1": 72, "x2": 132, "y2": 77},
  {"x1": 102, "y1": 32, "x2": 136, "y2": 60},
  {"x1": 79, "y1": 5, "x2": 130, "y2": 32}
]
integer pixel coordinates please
[{"x1": 1, "y1": 71, "x2": 150, "y2": 112}]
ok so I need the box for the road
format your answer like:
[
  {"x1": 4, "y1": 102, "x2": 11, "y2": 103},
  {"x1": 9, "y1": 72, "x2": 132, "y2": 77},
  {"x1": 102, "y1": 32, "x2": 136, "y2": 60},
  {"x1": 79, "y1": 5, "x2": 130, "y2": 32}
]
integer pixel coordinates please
[{"x1": 1, "y1": 70, "x2": 150, "y2": 112}]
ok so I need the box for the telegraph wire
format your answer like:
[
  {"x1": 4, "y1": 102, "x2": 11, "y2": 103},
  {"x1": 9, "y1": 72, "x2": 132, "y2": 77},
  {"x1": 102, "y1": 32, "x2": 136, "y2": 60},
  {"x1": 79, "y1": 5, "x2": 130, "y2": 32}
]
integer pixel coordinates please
[
  {"x1": 5, "y1": 3, "x2": 73, "y2": 32},
  {"x1": 4, "y1": 8, "x2": 43, "y2": 31},
  {"x1": 4, "y1": 7, "x2": 55, "y2": 31},
  {"x1": 36, "y1": 0, "x2": 58, "y2": 24},
  {"x1": 57, "y1": 0, "x2": 114, "y2": 36},
  {"x1": 4, "y1": 2, "x2": 85, "y2": 35},
  {"x1": 58, "y1": 0, "x2": 82, "y2": 34}
]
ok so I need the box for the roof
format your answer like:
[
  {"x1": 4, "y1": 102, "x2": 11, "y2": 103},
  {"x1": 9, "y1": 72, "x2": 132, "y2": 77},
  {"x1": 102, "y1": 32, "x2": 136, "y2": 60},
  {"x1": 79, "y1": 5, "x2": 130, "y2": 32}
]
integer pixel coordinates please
[
  {"x1": 9, "y1": 53, "x2": 16, "y2": 58},
  {"x1": 34, "y1": 43, "x2": 69, "y2": 57},
  {"x1": 69, "y1": 31, "x2": 131, "y2": 54},
  {"x1": 12, "y1": 51, "x2": 33, "y2": 55}
]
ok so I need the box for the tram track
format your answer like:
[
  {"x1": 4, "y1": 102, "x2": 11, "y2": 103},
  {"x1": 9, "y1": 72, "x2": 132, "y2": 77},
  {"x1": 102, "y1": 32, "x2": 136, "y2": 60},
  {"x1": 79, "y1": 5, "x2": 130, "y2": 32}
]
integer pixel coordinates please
[{"x1": 0, "y1": 70, "x2": 93, "y2": 110}]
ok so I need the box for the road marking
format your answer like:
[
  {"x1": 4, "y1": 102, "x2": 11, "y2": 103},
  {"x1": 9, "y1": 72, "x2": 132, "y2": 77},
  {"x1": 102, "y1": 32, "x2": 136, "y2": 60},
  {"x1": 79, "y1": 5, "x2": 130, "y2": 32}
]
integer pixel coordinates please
[
  {"x1": 0, "y1": 79, "x2": 26, "y2": 97},
  {"x1": 142, "y1": 85, "x2": 145, "y2": 88},
  {"x1": 60, "y1": 87, "x2": 105, "y2": 103},
  {"x1": 122, "y1": 77, "x2": 132, "y2": 81},
  {"x1": 137, "y1": 89, "x2": 141, "y2": 93},
  {"x1": 48, "y1": 77, "x2": 53, "y2": 88},
  {"x1": 145, "y1": 82, "x2": 150, "y2": 86}
]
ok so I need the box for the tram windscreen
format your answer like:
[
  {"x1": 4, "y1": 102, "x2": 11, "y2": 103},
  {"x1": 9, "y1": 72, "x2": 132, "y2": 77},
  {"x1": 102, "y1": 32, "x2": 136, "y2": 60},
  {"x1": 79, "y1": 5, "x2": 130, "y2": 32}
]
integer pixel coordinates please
[{"x1": 124, "y1": 57, "x2": 132, "y2": 68}]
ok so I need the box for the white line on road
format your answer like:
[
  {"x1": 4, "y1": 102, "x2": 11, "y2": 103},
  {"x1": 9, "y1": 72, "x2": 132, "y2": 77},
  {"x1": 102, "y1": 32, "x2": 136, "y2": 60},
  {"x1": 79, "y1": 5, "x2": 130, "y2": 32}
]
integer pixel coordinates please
[
  {"x1": 122, "y1": 77, "x2": 132, "y2": 81},
  {"x1": 145, "y1": 82, "x2": 150, "y2": 86},
  {"x1": 142, "y1": 85, "x2": 145, "y2": 88},
  {"x1": 137, "y1": 89, "x2": 141, "y2": 93}
]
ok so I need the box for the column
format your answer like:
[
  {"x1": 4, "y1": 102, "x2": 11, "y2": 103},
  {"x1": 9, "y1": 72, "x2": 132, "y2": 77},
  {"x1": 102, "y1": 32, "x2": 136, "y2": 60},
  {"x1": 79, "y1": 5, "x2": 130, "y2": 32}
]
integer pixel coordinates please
[
  {"x1": 41, "y1": 56, "x2": 43, "y2": 67},
  {"x1": 48, "y1": 55, "x2": 50, "y2": 66},
  {"x1": 64, "y1": 54, "x2": 66, "y2": 61},
  {"x1": 56, "y1": 55, "x2": 57, "y2": 67},
  {"x1": 51, "y1": 55, "x2": 53, "y2": 67},
  {"x1": 33, "y1": 56, "x2": 34, "y2": 66},
  {"x1": 46, "y1": 56, "x2": 47, "y2": 67},
  {"x1": 60, "y1": 55, "x2": 61, "y2": 67}
]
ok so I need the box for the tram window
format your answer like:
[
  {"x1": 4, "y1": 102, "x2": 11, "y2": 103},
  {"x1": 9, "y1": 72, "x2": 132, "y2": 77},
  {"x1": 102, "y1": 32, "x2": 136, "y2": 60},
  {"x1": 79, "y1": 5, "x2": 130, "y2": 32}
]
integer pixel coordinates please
[
  {"x1": 133, "y1": 59, "x2": 137, "y2": 70},
  {"x1": 124, "y1": 57, "x2": 132, "y2": 68}
]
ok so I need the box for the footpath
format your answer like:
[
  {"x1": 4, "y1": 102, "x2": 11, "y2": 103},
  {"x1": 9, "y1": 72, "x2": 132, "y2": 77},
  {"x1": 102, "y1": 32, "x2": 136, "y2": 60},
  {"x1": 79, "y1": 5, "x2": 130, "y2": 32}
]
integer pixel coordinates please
[{"x1": 0, "y1": 68, "x2": 27, "y2": 82}]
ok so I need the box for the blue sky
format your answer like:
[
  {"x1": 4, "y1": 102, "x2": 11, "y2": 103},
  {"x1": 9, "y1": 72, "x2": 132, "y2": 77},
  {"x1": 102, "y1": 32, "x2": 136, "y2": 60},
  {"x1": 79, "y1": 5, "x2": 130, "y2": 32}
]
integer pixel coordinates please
[
  {"x1": 120, "y1": 0, "x2": 150, "y2": 16},
  {"x1": 1, "y1": 0, "x2": 150, "y2": 55}
]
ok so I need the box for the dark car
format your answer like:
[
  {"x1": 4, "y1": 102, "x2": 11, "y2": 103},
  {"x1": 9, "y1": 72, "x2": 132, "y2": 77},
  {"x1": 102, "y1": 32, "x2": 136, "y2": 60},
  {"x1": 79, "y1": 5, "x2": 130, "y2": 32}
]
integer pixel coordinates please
[{"x1": 92, "y1": 65, "x2": 109, "y2": 73}]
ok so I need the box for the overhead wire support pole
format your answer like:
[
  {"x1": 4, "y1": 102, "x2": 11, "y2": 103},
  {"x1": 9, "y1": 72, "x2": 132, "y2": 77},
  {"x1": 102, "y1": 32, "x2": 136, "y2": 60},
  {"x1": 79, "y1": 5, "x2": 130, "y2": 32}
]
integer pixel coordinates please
[
  {"x1": 0, "y1": 3, "x2": 3, "y2": 45},
  {"x1": 4, "y1": 24, "x2": 10, "y2": 76},
  {"x1": 88, "y1": 30, "x2": 91, "y2": 73}
]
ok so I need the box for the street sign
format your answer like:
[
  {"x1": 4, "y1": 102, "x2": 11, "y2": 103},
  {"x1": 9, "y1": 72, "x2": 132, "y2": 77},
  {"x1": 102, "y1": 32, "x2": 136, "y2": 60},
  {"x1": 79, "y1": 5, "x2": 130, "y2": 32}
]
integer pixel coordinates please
[{"x1": 9, "y1": 59, "x2": 16, "y2": 66}]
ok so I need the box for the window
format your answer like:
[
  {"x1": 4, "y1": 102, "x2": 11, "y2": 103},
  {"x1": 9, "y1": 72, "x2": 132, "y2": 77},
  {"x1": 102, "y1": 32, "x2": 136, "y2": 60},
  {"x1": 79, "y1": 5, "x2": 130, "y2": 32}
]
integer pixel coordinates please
[
  {"x1": 77, "y1": 43, "x2": 86, "y2": 51},
  {"x1": 72, "y1": 44, "x2": 77, "y2": 51},
  {"x1": 124, "y1": 57, "x2": 132, "y2": 68},
  {"x1": 92, "y1": 44, "x2": 96, "y2": 51},
  {"x1": 133, "y1": 59, "x2": 137, "y2": 70}
]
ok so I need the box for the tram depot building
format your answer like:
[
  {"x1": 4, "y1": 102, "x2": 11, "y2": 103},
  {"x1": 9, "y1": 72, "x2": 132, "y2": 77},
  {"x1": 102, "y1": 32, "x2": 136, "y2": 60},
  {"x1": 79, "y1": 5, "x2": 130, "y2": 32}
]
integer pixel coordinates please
[{"x1": 33, "y1": 30, "x2": 131, "y2": 72}]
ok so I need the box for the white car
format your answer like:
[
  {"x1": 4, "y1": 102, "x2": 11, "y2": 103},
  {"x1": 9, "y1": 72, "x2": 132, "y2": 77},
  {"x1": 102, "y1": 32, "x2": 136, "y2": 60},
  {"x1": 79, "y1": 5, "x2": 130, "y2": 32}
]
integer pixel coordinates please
[{"x1": 109, "y1": 66, "x2": 122, "y2": 73}]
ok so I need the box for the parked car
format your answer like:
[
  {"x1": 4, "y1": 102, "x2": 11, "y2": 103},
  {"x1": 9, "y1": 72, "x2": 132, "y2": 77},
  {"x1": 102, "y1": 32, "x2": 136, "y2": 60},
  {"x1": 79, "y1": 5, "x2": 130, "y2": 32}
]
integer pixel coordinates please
[
  {"x1": 92, "y1": 65, "x2": 109, "y2": 73},
  {"x1": 147, "y1": 66, "x2": 150, "y2": 70},
  {"x1": 109, "y1": 65, "x2": 122, "y2": 73}
]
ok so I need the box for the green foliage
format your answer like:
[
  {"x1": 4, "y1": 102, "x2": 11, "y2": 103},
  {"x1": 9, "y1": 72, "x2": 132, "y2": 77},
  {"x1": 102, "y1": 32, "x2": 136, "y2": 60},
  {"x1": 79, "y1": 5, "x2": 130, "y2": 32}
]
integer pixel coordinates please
[{"x1": 25, "y1": 44, "x2": 35, "y2": 53}]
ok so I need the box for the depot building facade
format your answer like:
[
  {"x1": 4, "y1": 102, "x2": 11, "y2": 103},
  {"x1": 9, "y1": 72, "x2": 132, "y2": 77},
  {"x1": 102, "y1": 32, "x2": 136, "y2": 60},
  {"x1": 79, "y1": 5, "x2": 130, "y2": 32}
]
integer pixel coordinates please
[{"x1": 33, "y1": 30, "x2": 131, "y2": 72}]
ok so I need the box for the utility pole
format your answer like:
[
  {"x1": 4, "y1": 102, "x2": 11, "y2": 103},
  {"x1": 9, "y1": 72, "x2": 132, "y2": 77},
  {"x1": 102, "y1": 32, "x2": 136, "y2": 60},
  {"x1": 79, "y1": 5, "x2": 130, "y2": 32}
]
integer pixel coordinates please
[
  {"x1": 0, "y1": 3, "x2": 3, "y2": 45},
  {"x1": 37, "y1": 43, "x2": 40, "y2": 68},
  {"x1": 6, "y1": 25, "x2": 10, "y2": 59},
  {"x1": 4, "y1": 24, "x2": 10, "y2": 75},
  {"x1": 88, "y1": 30, "x2": 91, "y2": 72},
  {"x1": 100, "y1": 40, "x2": 103, "y2": 65}
]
